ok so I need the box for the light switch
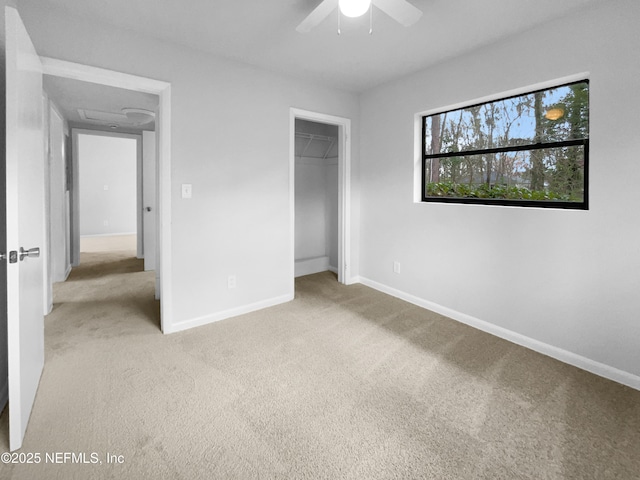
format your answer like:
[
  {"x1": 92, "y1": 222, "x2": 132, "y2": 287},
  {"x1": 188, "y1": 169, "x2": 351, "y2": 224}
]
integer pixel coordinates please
[{"x1": 181, "y1": 184, "x2": 192, "y2": 199}]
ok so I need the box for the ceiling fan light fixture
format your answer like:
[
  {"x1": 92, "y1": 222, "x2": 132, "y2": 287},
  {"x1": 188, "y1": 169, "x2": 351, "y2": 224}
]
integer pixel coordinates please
[{"x1": 338, "y1": 0, "x2": 372, "y2": 18}]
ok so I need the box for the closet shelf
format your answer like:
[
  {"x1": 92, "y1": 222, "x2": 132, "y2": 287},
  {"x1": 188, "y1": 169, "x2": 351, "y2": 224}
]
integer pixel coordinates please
[{"x1": 295, "y1": 132, "x2": 337, "y2": 160}]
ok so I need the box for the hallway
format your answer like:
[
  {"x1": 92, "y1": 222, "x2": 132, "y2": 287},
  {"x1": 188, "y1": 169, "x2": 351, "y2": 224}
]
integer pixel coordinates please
[{"x1": 49, "y1": 250, "x2": 160, "y2": 336}]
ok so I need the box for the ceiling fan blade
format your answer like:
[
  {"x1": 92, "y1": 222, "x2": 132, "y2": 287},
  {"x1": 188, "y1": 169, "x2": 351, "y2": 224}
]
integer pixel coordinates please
[
  {"x1": 296, "y1": 0, "x2": 339, "y2": 33},
  {"x1": 373, "y1": 0, "x2": 422, "y2": 26}
]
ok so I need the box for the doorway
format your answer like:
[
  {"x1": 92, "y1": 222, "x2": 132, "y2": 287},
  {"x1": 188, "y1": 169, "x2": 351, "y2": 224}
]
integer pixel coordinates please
[
  {"x1": 41, "y1": 57, "x2": 173, "y2": 332},
  {"x1": 294, "y1": 119, "x2": 339, "y2": 277},
  {"x1": 2, "y1": 8, "x2": 172, "y2": 451},
  {"x1": 290, "y1": 108, "x2": 352, "y2": 289},
  {"x1": 74, "y1": 131, "x2": 139, "y2": 256}
]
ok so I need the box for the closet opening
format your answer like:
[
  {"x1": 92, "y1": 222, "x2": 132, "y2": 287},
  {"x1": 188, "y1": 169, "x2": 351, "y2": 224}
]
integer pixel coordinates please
[
  {"x1": 294, "y1": 119, "x2": 339, "y2": 278},
  {"x1": 290, "y1": 108, "x2": 352, "y2": 290}
]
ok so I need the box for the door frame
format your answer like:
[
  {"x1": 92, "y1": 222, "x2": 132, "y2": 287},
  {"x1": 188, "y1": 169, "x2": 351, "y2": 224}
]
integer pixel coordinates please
[
  {"x1": 41, "y1": 57, "x2": 173, "y2": 333},
  {"x1": 43, "y1": 96, "x2": 71, "y2": 314},
  {"x1": 71, "y1": 129, "x2": 142, "y2": 256},
  {"x1": 289, "y1": 108, "x2": 353, "y2": 288},
  {"x1": 142, "y1": 130, "x2": 158, "y2": 274}
]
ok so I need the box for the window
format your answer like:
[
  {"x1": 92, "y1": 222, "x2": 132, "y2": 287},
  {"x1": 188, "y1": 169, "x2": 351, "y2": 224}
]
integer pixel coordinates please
[{"x1": 422, "y1": 80, "x2": 589, "y2": 209}]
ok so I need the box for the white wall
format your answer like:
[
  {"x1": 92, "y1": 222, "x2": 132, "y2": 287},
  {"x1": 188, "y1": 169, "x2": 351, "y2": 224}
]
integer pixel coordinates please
[
  {"x1": 295, "y1": 158, "x2": 328, "y2": 260},
  {"x1": 78, "y1": 133, "x2": 137, "y2": 236},
  {"x1": 359, "y1": 0, "x2": 640, "y2": 384},
  {"x1": 19, "y1": 1, "x2": 360, "y2": 330}
]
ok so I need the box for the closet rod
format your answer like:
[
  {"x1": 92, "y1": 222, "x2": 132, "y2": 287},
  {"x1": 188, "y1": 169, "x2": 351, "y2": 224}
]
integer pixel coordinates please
[{"x1": 295, "y1": 132, "x2": 335, "y2": 142}]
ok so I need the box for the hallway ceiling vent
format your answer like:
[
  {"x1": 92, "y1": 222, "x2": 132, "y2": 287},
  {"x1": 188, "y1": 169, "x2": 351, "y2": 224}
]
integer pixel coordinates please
[
  {"x1": 78, "y1": 108, "x2": 128, "y2": 124},
  {"x1": 77, "y1": 108, "x2": 156, "y2": 127}
]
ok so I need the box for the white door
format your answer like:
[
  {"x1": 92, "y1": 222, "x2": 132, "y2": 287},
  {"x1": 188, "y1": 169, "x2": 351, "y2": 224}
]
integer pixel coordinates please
[
  {"x1": 5, "y1": 6, "x2": 46, "y2": 451},
  {"x1": 142, "y1": 131, "x2": 156, "y2": 272}
]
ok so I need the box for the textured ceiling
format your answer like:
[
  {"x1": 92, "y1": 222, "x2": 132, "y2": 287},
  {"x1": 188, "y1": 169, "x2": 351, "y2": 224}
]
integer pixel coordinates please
[{"x1": 31, "y1": 0, "x2": 604, "y2": 93}]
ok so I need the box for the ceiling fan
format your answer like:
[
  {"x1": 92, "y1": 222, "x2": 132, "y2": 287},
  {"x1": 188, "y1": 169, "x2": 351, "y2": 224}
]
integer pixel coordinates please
[{"x1": 296, "y1": 0, "x2": 422, "y2": 33}]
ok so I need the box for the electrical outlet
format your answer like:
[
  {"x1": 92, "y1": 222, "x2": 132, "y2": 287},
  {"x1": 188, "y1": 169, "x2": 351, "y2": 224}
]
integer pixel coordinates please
[
  {"x1": 227, "y1": 275, "x2": 236, "y2": 289},
  {"x1": 103, "y1": 185, "x2": 109, "y2": 191},
  {"x1": 393, "y1": 261, "x2": 401, "y2": 274},
  {"x1": 103, "y1": 220, "x2": 109, "y2": 227}
]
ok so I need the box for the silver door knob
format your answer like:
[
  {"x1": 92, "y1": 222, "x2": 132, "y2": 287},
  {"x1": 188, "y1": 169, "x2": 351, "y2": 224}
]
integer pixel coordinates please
[
  {"x1": 19, "y1": 247, "x2": 40, "y2": 261},
  {"x1": 145, "y1": 206, "x2": 152, "y2": 212}
]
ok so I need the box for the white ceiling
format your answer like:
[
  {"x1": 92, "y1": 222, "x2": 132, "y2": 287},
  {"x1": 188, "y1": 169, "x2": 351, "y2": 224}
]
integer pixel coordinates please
[
  {"x1": 43, "y1": 75, "x2": 158, "y2": 134},
  {"x1": 35, "y1": 0, "x2": 604, "y2": 93}
]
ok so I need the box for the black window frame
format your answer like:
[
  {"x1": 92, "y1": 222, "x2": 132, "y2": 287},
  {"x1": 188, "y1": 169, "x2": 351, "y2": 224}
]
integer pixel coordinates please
[{"x1": 421, "y1": 80, "x2": 589, "y2": 210}]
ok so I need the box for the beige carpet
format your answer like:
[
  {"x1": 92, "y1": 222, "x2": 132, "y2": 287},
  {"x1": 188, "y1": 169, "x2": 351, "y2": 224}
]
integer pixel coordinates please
[{"x1": 1, "y1": 251, "x2": 639, "y2": 479}]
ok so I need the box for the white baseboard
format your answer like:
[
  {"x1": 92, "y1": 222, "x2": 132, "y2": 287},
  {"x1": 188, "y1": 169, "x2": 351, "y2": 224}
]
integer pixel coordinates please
[
  {"x1": 358, "y1": 276, "x2": 640, "y2": 391},
  {"x1": 328, "y1": 265, "x2": 338, "y2": 274},
  {"x1": 166, "y1": 293, "x2": 294, "y2": 334},
  {"x1": 295, "y1": 256, "x2": 330, "y2": 277}
]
